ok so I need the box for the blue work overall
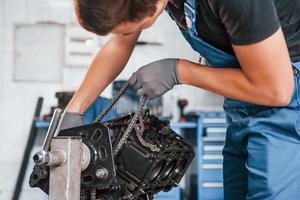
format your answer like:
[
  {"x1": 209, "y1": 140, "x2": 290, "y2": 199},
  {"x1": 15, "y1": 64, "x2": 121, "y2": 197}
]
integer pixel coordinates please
[{"x1": 171, "y1": 0, "x2": 300, "y2": 199}]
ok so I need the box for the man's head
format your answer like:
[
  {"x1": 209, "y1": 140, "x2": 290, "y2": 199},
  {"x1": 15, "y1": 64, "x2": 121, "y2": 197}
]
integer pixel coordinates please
[{"x1": 75, "y1": 0, "x2": 168, "y2": 36}]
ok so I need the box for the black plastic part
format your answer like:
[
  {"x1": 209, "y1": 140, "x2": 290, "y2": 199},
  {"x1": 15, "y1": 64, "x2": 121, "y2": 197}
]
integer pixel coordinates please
[{"x1": 29, "y1": 164, "x2": 49, "y2": 194}]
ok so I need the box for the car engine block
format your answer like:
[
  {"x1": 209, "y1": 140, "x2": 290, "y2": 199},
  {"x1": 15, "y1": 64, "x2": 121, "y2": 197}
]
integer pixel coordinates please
[{"x1": 30, "y1": 110, "x2": 194, "y2": 200}]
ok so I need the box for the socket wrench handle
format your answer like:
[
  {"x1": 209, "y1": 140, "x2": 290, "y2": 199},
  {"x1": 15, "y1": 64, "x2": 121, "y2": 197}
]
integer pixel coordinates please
[
  {"x1": 42, "y1": 108, "x2": 62, "y2": 151},
  {"x1": 33, "y1": 108, "x2": 62, "y2": 164}
]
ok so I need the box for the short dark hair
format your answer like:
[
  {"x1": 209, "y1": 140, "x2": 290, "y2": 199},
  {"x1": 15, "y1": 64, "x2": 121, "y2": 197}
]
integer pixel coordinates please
[{"x1": 75, "y1": 0, "x2": 159, "y2": 35}]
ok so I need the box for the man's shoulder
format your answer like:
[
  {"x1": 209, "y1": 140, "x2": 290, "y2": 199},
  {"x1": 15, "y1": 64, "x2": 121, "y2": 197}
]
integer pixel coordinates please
[
  {"x1": 203, "y1": 0, "x2": 260, "y2": 15},
  {"x1": 204, "y1": 0, "x2": 252, "y2": 9}
]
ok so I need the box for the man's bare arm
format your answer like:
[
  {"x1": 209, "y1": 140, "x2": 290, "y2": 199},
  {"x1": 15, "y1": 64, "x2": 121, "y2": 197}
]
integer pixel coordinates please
[
  {"x1": 66, "y1": 31, "x2": 141, "y2": 113},
  {"x1": 178, "y1": 28, "x2": 294, "y2": 106}
]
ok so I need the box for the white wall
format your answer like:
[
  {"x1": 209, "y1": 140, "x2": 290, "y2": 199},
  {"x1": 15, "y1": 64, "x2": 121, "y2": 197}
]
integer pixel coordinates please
[{"x1": 0, "y1": 0, "x2": 223, "y2": 199}]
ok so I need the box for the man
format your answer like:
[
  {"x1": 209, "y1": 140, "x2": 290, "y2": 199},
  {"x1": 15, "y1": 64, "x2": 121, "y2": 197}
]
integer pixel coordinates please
[{"x1": 57, "y1": 0, "x2": 300, "y2": 199}]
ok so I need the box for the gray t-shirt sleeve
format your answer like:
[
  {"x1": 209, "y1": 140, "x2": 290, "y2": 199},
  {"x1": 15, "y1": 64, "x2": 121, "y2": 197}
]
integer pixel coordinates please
[{"x1": 211, "y1": 0, "x2": 281, "y2": 45}]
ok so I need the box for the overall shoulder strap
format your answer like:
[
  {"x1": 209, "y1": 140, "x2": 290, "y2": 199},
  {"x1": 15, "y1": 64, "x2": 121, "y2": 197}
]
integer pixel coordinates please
[
  {"x1": 185, "y1": 0, "x2": 197, "y2": 9},
  {"x1": 184, "y1": 0, "x2": 198, "y2": 34}
]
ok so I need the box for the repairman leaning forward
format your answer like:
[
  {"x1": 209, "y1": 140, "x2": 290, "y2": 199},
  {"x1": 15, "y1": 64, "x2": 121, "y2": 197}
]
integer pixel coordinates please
[{"x1": 56, "y1": 0, "x2": 300, "y2": 199}]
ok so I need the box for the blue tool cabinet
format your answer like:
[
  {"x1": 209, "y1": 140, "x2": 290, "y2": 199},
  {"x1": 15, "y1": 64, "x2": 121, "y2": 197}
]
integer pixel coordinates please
[
  {"x1": 155, "y1": 187, "x2": 181, "y2": 200},
  {"x1": 171, "y1": 112, "x2": 227, "y2": 200},
  {"x1": 197, "y1": 112, "x2": 227, "y2": 200}
]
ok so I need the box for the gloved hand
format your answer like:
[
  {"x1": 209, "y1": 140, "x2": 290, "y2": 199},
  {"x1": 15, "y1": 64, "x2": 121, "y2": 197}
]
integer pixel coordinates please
[
  {"x1": 55, "y1": 111, "x2": 84, "y2": 134},
  {"x1": 129, "y1": 59, "x2": 181, "y2": 99}
]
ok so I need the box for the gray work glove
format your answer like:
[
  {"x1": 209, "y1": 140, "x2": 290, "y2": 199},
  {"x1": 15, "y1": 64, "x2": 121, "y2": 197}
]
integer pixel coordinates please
[
  {"x1": 55, "y1": 111, "x2": 84, "y2": 134},
  {"x1": 129, "y1": 59, "x2": 180, "y2": 100}
]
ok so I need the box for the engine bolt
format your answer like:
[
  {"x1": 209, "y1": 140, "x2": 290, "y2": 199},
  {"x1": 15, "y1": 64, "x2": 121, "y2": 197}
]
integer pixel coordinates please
[{"x1": 95, "y1": 168, "x2": 108, "y2": 179}]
